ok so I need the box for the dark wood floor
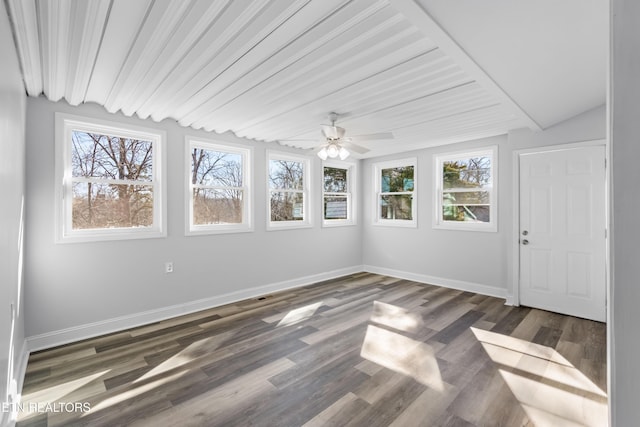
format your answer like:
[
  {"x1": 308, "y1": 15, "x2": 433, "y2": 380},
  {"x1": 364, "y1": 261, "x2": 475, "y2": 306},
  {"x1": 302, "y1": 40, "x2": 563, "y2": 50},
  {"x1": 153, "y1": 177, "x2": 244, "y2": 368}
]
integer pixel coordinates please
[{"x1": 17, "y1": 273, "x2": 607, "y2": 426}]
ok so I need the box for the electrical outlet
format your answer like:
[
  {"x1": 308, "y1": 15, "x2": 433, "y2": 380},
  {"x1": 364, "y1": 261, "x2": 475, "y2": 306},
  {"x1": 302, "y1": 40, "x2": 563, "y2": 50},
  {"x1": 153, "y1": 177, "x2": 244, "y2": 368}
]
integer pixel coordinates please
[{"x1": 165, "y1": 262, "x2": 173, "y2": 273}]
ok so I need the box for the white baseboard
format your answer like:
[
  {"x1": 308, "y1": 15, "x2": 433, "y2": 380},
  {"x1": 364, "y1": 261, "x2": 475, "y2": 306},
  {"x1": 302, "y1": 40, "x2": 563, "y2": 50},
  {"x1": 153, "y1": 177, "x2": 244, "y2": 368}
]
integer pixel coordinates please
[
  {"x1": 26, "y1": 265, "x2": 508, "y2": 351},
  {"x1": 26, "y1": 265, "x2": 363, "y2": 352},
  {"x1": 504, "y1": 295, "x2": 517, "y2": 306},
  {"x1": 362, "y1": 265, "x2": 507, "y2": 299}
]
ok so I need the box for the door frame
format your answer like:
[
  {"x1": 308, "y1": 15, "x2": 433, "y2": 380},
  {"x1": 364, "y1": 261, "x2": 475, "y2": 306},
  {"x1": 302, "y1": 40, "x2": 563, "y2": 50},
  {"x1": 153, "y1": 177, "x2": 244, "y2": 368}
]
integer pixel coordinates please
[{"x1": 510, "y1": 139, "x2": 609, "y2": 310}]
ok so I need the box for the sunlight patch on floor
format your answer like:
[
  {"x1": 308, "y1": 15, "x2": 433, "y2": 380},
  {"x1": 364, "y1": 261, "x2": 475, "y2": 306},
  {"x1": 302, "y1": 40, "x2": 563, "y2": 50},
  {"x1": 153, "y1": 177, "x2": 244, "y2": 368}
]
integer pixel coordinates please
[
  {"x1": 370, "y1": 301, "x2": 423, "y2": 333},
  {"x1": 499, "y1": 369, "x2": 607, "y2": 427},
  {"x1": 136, "y1": 334, "x2": 232, "y2": 382},
  {"x1": 21, "y1": 370, "x2": 109, "y2": 405},
  {"x1": 18, "y1": 370, "x2": 110, "y2": 421},
  {"x1": 471, "y1": 327, "x2": 571, "y2": 366},
  {"x1": 85, "y1": 370, "x2": 187, "y2": 415},
  {"x1": 361, "y1": 324, "x2": 443, "y2": 391},
  {"x1": 471, "y1": 327, "x2": 607, "y2": 426},
  {"x1": 277, "y1": 301, "x2": 323, "y2": 327}
]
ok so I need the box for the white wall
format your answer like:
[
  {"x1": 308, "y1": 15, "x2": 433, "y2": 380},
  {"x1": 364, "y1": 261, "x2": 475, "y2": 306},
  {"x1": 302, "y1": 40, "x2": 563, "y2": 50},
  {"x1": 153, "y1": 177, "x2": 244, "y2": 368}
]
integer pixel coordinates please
[
  {"x1": 361, "y1": 135, "x2": 511, "y2": 297},
  {"x1": 509, "y1": 104, "x2": 606, "y2": 150},
  {"x1": 610, "y1": 0, "x2": 640, "y2": 424},
  {"x1": 24, "y1": 97, "x2": 362, "y2": 348},
  {"x1": 361, "y1": 105, "x2": 606, "y2": 299},
  {"x1": 0, "y1": 1, "x2": 27, "y2": 424}
]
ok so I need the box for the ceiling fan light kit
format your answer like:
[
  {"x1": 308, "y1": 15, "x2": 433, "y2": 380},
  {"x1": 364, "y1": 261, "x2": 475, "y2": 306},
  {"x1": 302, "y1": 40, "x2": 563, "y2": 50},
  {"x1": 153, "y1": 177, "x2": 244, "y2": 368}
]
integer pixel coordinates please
[
  {"x1": 285, "y1": 112, "x2": 393, "y2": 160},
  {"x1": 317, "y1": 147, "x2": 329, "y2": 160},
  {"x1": 317, "y1": 141, "x2": 350, "y2": 160}
]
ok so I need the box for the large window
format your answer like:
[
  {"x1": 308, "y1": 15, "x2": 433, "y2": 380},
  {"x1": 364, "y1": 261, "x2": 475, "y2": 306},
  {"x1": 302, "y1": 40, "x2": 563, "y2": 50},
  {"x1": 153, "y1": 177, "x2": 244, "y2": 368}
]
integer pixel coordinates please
[
  {"x1": 268, "y1": 152, "x2": 311, "y2": 229},
  {"x1": 434, "y1": 146, "x2": 497, "y2": 231},
  {"x1": 55, "y1": 114, "x2": 166, "y2": 242},
  {"x1": 373, "y1": 158, "x2": 417, "y2": 227},
  {"x1": 323, "y1": 162, "x2": 356, "y2": 226},
  {"x1": 186, "y1": 138, "x2": 251, "y2": 235}
]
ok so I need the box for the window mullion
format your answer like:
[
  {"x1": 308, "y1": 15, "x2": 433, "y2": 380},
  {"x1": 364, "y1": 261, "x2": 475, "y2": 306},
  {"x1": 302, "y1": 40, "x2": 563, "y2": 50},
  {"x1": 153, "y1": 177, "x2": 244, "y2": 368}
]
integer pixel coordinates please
[{"x1": 71, "y1": 177, "x2": 152, "y2": 186}]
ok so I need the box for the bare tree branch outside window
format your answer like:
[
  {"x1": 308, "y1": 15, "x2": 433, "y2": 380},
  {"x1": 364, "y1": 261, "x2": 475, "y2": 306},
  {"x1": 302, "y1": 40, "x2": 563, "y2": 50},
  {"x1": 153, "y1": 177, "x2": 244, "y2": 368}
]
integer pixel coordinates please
[
  {"x1": 191, "y1": 148, "x2": 243, "y2": 225},
  {"x1": 269, "y1": 160, "x2": 304, "y2": 222},
  {"x1": 71, "y1": 131, "x2": 154, "y2": 229}
]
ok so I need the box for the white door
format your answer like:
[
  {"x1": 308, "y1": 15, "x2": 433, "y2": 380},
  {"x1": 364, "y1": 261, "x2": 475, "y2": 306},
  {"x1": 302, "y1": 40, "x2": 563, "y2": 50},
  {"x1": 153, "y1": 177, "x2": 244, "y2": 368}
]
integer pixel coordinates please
[{"x1": 519, "y1": 145, "x2": 606, "y2": 322}]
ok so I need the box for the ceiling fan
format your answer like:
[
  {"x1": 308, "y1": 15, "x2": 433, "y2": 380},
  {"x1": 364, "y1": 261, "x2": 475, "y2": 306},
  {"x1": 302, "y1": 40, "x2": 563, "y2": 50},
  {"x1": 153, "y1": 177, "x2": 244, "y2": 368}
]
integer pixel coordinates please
[{"x1": 285, "y1": 112, "x2": 394, "y2": 160}]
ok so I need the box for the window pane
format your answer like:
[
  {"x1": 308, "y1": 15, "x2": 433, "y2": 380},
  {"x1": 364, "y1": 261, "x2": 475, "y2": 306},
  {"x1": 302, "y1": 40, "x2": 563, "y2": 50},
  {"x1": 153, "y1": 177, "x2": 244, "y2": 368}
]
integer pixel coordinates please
[
  {"x1": 443, "y1": 157, "x2": 491, "y2": 190},
  {"x1": 381, "y1": 166, "x2": 414, "y2": 192},
  {"x1": 324, "y1": 167, "x2": 347, "y2": 192},
  {"x1": 71, "y1": 131, "x2": 153, "y2": 181},
  {"x1": 269, "y1": 160, "x2": 304, "y2": 190},
  {"x1": 443, "y1": 191, "x2": 490, "y2": 205},
  {"x1": 270, "y1": 192, "x2": 304, "y2": 221},
  {"x1": 443, "y1": 191, "x2": 490, "y2": 222},
  {"x1": 192, "y1": 188, "x2": 243, "y2": 225},
  {"x1": 380, "y1": 194, "x2": 413, "y2": 220},
  {"x1": 72, "y1": 182, "x2": 153, "y2": 229},
  {"x1": 442, "y1": 205, "x2": 490, "y2": 223},
  {"x1": 191, "y1": 148, "x2": 242, "y2": 187},
  {"x1": 324, "y1": 196, "x2": 348, "y2": 220}
]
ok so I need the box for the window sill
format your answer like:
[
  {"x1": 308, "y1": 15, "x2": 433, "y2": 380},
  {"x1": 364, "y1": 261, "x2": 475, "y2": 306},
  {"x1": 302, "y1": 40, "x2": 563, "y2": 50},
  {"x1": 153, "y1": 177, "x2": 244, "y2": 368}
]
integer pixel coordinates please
[
  {"x1": 322, "y1": 220, "x2": 356, "y2": 228},
  {"x1": 186, "y1": 225, "x2": 254, "y2": 236},
  {"x1": 56, "y1": 228, "x2": 166, "y2": 244},
  {"x1": 433, "y1": 222, "x2": 497, "y2": 232},
  {"x1": 372, "y1": 220, "x2": 417, "y2": 228},
  {"x1": 267, "y1": 221, "x2": 313, "y2": 231}
]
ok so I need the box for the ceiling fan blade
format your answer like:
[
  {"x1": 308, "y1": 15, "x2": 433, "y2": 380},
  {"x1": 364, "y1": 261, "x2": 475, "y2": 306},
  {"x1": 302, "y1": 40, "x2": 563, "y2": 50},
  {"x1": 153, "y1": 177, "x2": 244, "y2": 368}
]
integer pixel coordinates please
[
  {"x1": 321, "y1": 124, "x2": 346, "y2": 139},
  {"x1": 342, "y1": 141, "x2": 370, "y2": 154},
  {"x1": 347, "y1": 132, "x2": 394, "y2": 142}
]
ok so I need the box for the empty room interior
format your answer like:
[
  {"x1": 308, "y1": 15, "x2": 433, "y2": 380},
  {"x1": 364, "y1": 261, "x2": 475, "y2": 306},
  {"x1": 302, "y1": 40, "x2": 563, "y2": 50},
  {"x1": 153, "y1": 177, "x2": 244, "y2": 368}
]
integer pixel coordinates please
[{"x1": 1, "y1": 0, "x2": 639, "y2": 426}]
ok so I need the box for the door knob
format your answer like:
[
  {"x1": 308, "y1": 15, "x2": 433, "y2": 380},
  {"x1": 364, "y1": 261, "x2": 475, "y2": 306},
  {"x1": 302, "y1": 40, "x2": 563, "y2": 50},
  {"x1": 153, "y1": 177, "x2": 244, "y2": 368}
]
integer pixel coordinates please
[
  {"x1": 522, "y1": 230, "x2": 528, "y2": 236},
  {"x1": 522, "y1": 239, "x2": 529, "y2": 245}
]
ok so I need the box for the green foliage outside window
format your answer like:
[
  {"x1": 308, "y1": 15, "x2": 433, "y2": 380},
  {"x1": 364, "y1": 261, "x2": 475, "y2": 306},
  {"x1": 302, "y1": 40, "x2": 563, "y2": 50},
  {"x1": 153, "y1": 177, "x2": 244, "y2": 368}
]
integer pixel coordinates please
[{"x1": 442, "y1": 157, "x2": 491, "y2": 223}]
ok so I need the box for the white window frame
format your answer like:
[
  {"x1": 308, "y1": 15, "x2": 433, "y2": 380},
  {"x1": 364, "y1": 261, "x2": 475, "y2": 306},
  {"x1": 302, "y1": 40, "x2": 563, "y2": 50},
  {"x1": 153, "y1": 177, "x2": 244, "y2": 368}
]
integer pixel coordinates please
[
  {"x1": 322, "y1": 161, "x2": 357, "y2": 227},
  {"x1": 433, "y1": 146, "x2": 498, "y2": 232},
  {"x1": 267, "y1": 151, "x2": 312, "y2": 230},
  {"x1": 185, "y1": 137, "x2": 253, "y2": 235},
  {"x1": 54, "y1": 113, "x2": 166, "y2": 243},
  {"x1": 373, "y1": 157, "x2": 417, "y2": 228}
]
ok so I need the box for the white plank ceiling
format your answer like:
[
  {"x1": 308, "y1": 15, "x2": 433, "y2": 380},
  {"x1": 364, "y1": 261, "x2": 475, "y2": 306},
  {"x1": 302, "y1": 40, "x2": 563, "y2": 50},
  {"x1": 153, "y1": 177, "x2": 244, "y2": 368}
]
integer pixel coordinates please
[{"x1": 5, "y1": 0, "x2": 606, "y2": 158}]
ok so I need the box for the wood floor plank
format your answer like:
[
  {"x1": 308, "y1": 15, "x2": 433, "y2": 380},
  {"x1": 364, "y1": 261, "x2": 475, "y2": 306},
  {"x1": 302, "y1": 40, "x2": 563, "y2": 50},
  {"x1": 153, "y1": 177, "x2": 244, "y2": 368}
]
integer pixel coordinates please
[
  {"x1": 130, "y1": 358, "x2": 296, "y2": 427},
  {"x1": 491, "y1": 306, "x2": 532, "y2": 335},
  {"x1": 301, "y1": 392, "x2": 370, "y2": 427},
  {"x1": 343, "y1": 376, "x2": 426, "y2": 427},
  {"x1": 16, "y1": 273, "x2": 607, "y2": 427}
]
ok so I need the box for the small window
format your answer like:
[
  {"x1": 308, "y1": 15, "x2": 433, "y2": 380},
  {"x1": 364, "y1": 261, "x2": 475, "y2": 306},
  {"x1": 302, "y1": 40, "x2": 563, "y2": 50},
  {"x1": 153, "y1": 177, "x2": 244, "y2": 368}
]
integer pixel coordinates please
[
  {"x1": 434, "y1": 146, "x2": 497, "y2": 232},
  {"x1": 186, "y1": 138, "x2": 252, "y2": 235},
  {"x1": 373, "y1": 158, "x2": 417, "y2": 227},
  {"x1": 55, "y1": 114, "x2": 166, "y2": 243},
  {"x1": 268, "y1": 152, "x2": 311, "y2": 229},
  {"x1": 323, "y1": 162, "x2": 356, "y2": 227}
]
